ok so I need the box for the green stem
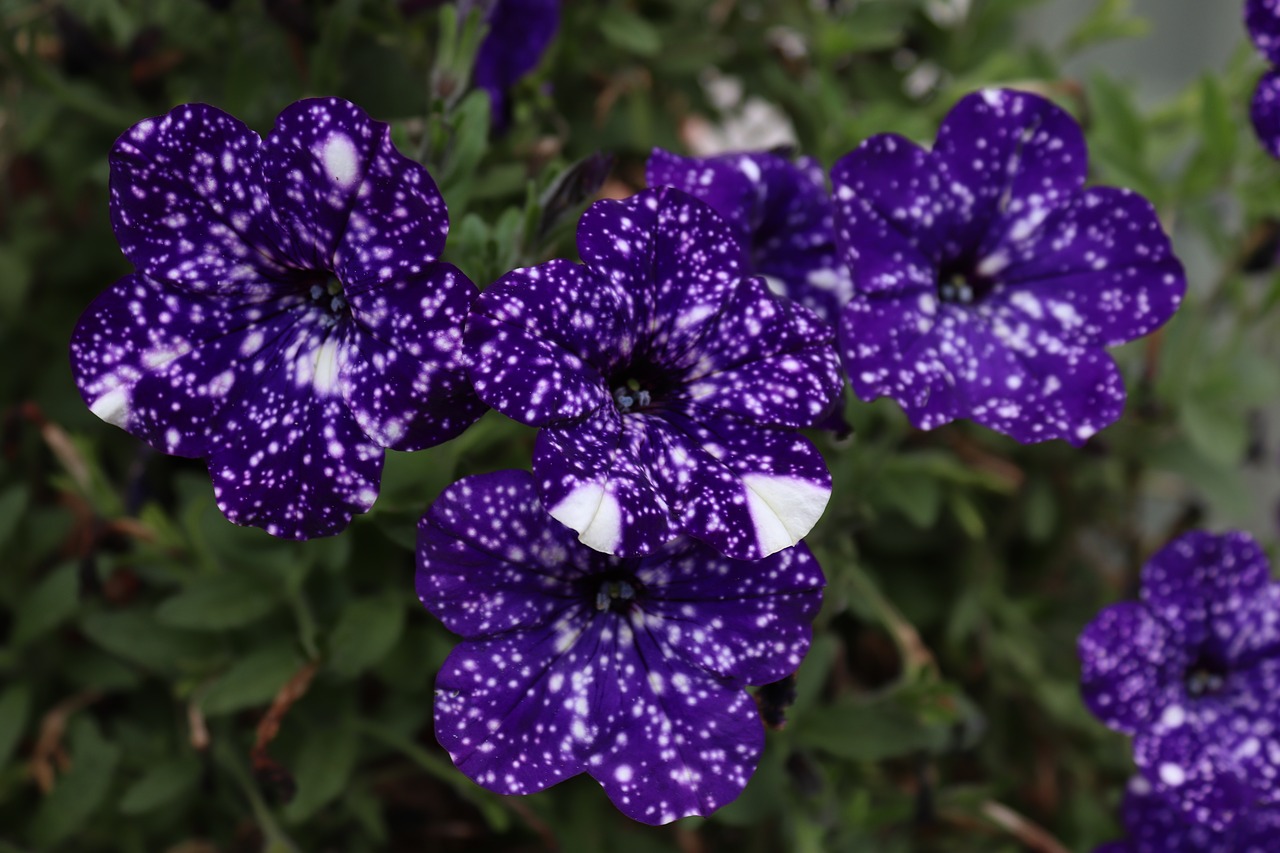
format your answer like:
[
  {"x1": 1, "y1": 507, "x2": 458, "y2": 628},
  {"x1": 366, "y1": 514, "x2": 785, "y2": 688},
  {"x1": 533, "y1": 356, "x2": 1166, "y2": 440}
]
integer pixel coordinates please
[{"x1": 214, "y1": 738, "x2": 301, "y2": 853}]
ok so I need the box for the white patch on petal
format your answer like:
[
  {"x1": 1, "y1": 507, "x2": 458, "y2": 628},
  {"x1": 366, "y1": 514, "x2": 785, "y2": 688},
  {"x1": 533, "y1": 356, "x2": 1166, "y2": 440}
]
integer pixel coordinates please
[
  {"x1": 1160, "y1": 705, "x2": 1185, "y2": 729},
  {"x1": 1158, "y1": 763, "x2": 1185, "y2": 787},
  {"x1": 741, "y1": 473, "x2": 830, "y2": 556},
  {"x1": 761, "y1": 275, "x2": 788, "y2": 297},
  {"x1": 240, "y1": 330, "x2": 265, "y2": 357},
  {"x1": 321, "y1": 134, "x2": 359, "y2": 188},
  {"x1": 90, "y1": 387, "x2": 130, "y2": 427},
  {"x1": 310, "y1": 339, "x2": 341, "y2": 395},
  {"x1": 550, "y1": 482, "x2": 623, "y2": 554}
]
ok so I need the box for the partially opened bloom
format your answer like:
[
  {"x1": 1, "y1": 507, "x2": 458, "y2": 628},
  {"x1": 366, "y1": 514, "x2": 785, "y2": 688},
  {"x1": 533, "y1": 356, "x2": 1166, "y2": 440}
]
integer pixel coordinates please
[
  {"x1": 473, "y1": 0, "x2": 560, "y2": 130},
  {"x1": 1247, "y1": 0, "x2": 1280, "y2": 159},
  {"x1": 832, "y1": 88, "x2": 1185, "y2": 444},
  {"x1": 1079, "y1": 531, "x2": 1280, "y2": 830},
  {"x1": 71, "y1": 98, "x2": 484, "y2": 538},
  {"x1": 1096, "y1": 776, "x2": 1280, "y2": 853},
  {"x1": 645, "y1": 148, "x2": 852, "y2": 325},
  {"x1": 417, "y1": 470, "x2": 824, "y2": 824},
  {"x1": 465, "y1": 187, "x2": 842, "y2": 560}
]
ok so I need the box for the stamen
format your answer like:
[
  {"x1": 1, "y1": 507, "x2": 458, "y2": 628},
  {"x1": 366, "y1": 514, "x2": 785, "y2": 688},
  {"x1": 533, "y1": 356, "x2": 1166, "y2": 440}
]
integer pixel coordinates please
[
  {"x1": 612, "y1": 379, "x2": 653, "y2": 414},
  {"x1": 595, "y1": 579, "x2": 637, "y2": 611},
  {"x1": 939, "y1": 275, "x2": 975, "y2": 305}
]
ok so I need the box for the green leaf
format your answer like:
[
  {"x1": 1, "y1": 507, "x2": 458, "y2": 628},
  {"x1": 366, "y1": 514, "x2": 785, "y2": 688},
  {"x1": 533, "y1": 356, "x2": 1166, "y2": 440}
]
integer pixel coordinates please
[
  {"x1": 876, "y1": 470, "x2": 942, "y2": 529},
  {"x1": 29, "y1": 717, "x2": 121, "y2": 848},
  {"x1": 794, "y1": 683, "x2": 977, "y2": 762},
  {"x1": 328, "y1": 597, "x2": 406, "y2": 679},
  {"x1": 201, "y1": 643, "x2": 303, "y2": 716},
  {"x1": 1022, "y1": 476, "x2": 1057, "y2": 543},
  {"x1": 156, "y1": 570, "x2": 280, "y2": 631},
  {"x1": 1063, "y1": 0, "x2": 1149, "y2": 56},
  {"x1": 0, "y1": 484, "x2": 29, "y2": 555},
  {"x1": 11, "y1": 561, "x2": 79, "y2": 645},
  {"x1": 1144, "y1": 438, "x2": 1253, "y2": 521},
  {"x1": 0, "y1": 684, "x2": 32, "y2": 773},
  {"x1": 118, "y1": 756, "x2": 201, "y2": 815},
  {"x1": 1180, "y1": 395, "x2": 1247, "y2": 467},
  {"x1": 795, "y1": 696, "x2": 946, "y2": 761},
  {"x1": 81, "y1": 610, "x2": 221, "y2": 673},
  {"x1": 0, "y1": 245, "x2": 33, "y2": 319},
  {"x1": 284, "y1": 725, "x2": 360, "y2": 823},
  {"x1": 438, "y1": 90, "x2": 491, "y2": 212},
  {"x1": 789, "y1": 633, "x2": 836, "y2": 720},
  {"x1": 597, "y1": 7, "x2": 661, "y2": 56}
]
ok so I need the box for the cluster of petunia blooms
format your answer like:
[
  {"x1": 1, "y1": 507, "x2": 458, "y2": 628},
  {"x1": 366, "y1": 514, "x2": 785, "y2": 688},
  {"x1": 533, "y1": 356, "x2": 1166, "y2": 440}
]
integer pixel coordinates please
[{"x1": 74, "y1": 82, "x2": 1209, "y2": 829}]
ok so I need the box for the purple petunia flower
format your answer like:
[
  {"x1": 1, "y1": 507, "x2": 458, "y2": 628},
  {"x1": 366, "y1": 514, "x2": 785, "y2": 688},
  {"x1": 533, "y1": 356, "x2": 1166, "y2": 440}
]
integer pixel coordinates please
[
  {"x1": 71, "y1": 98, "x2": 485, "y2": 538},
  {"x1": 416, "y1": 469, "x2": 824, "y2": 825},
  {"x1": 645, "y1": 148, "x2": 853, "y2": 326},
  {"x1": 473, "y1": 0, "x2": 559, "y2": 130},
  {"x1": 1095, "y1": 776, "x2": 1280, "y2": 853},
  {"x1": 1078, "y1": 530, "x2": 1280, "y2": 830},
  {"x1": 832, "y1": 88, "x2": 1185, "y2": 445},
  {"x1": 1247, "y1": 0, "x2": 1280, "y2": 159},
  {"x1": 464, "y1": 187, "x2": 842, "y2": 560}
]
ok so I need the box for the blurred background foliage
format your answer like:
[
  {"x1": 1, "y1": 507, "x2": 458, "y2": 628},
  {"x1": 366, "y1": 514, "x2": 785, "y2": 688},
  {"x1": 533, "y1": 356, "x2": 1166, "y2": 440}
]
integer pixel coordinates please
[{"x1": 2, "y1": 0, "x2": 1279, "y2": 850}]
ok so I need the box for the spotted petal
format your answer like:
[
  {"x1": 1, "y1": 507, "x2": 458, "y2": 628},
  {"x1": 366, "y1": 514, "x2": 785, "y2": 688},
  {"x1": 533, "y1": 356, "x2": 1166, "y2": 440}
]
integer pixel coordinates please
[
  {"x1": 417, "y1": 469, "x2": 604, "y2": 637},
  {"x1": 648, "y1": 407, "x2": 832, "y2": 561},
  {"x1": 840, "y1": 294, "x2": 1125, "y2": 444},
  {"x1": 466, "y1": 259, "x2": 633, "y2": 426},
  {"x1": 645, "y1": 148, "x2": 757, "y2": 235},
  {"x1": 578, "y1": 188, "x2": 745, "y2": 364},
  {"x1": 638, "y1": 542, "x2": 823, "y2": 684},
  {"x1": 533, "y1": 407, "x2": 675, "y2": 556},
  {"x1": 933, "y1": 88, "x2": 1088, "y2": 256},
  {"x1": 1248, "y1": 0, "x2": 1280, "y2": 65},
  {"x1": 1078, "y1": 602, "x2": 1187, "y2": 736},
  {"x1": 1140, "y1": 531, "x2": 1274, "y2": 660},
  {"x1": 752, "y1": 154, "x2": 852, "y2": 323},
  {"x1": 342, "y1": 262, "x2": 485, "y2": 450},
  {"x1": 1108, "y1": 776, "x2": 1269, "y2": 853},
  {"x1": 649, "y1": 149, "x2": 850, "y2": 324},
  {"x1": 831, "y1": 134, "x2": 945, "y2": 294},
  {"x1": 109, "y1": 104, "x2": 291, "y2": 295},
  {"x1": 1134, "y1": 718, "x2": 1259, "y2": 831},
  {"x1": 263, "y1": 98, "x2": 448, "y2": 273},
  {"x1": 589, "y1": 627, "x2": 763, "y2": 825},
  {"x1": 433, "y1": 615, "x2": 621, "y2": 795},
  {"x1": 1252, "y1": 70, "x2": 1280, "y2": 160},
  {"x1": 71, "y1": 274, "x2": 293, "y2": 458},
  {"x1": 986, "y1": 187, "x2": 1185, "y2": 348},
  {"x1": 675, "y1": 275, "x2": 841, "y2": 429},
  {"x1": 206, "y1": 322, "x2": 383, "y2": 538}
]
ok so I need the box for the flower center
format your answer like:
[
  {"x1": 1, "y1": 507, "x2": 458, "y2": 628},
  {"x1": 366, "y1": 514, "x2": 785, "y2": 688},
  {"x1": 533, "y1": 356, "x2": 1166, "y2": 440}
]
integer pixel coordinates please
[
  {"x1": 608, "y1": 359, "x2": 674, "y2": 415},
  {"x1": 612, "y1": 379, "x2": 653, "y2": 414},
  {"x1": 594, "y1": 576, "x2": 640, "y2": 614},
  {"x1": 307, "y1": 277, "x2": 349, "y2": 326},
  {"x1": 937, "y1": 259, "x2": 994, "y2": 306},
  {"x1": 1184, "y1": 655, "x2": 1228, "y2": 698}
]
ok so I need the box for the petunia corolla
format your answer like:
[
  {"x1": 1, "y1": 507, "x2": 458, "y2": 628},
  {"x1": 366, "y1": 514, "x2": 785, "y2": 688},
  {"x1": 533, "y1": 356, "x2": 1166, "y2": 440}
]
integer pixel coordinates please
[
  {"x1": 1095, "y1": 776, "x2": 1280, "y2": 853},
  {"x1": 645, "y1": 147, "x2": 852, "y2": 326},
  {"x1": 832, "y1": 88, "x2": 1185, "y2": 445},
  {"x1": 416, "y1": 469, "x2": 824, "y2": 825},
  {"x1": 71, "y1": 98, "x2": 484, "y2": 538},
  {"x1": 464, "y1": 186, "x2": 843, "y2": 560},
  {"x1": 1079, "y1": 530, "x2": 1280, "y2": 831},
  {"x1": 1247, "y1": 0, "x2": 1280, "y2": 159}
]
